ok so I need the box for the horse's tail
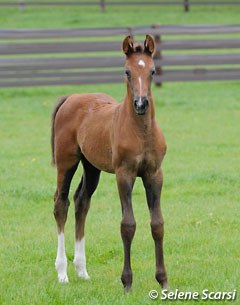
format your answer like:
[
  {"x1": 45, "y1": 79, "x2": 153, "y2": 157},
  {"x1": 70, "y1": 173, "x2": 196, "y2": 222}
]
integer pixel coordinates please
[{"x1": 51, "y1": 95, "x2": 69, "y2": 166}]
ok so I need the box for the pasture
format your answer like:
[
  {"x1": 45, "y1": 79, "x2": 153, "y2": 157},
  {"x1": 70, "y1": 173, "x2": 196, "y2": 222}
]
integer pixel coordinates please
[{"x1": 0, "y1": 2, "x2": 240, "y2": 305}]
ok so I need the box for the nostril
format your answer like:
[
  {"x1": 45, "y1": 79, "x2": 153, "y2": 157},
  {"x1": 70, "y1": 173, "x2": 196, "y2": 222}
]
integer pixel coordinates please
[{"x1": 142, "y1": 96, "x2": 149, "y2": 104}]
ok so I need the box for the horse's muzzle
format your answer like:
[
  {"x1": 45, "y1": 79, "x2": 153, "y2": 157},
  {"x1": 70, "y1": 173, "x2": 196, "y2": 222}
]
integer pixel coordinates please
[{"x1": 133, "y1": 96, "x2": 149, "y2": 115}]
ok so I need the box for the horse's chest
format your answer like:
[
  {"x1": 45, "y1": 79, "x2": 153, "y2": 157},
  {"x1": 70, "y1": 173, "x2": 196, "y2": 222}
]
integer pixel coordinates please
[
  {"x1": 135, "y1": 150, "x2": 161, "y2": 175},
  {"x1": 113, "y1": 127, "x2": 166, "y2": 175}
]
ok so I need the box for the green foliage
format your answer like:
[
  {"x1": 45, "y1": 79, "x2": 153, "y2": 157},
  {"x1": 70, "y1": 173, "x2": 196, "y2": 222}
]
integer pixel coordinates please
[{"x1": 0, "y1": 3, "x2": 240, "y2": 305}]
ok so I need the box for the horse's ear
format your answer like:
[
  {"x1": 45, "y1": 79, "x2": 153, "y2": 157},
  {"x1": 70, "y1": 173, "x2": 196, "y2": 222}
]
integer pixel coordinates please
[
  {"x1": 122, "y1": 36, "x2": 134, "y2": 56},
  {"x1": 144, "y1": 35, "x2": 155, "y2": 56}
]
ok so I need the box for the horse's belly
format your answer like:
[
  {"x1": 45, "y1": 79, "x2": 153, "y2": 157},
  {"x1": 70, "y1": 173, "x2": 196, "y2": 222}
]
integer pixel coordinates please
[
  {"x1": 78, "y1": 125, "x2": 114, "y2": 173},
  {"x1": 89, "y1": 158, "x2": 114, "y2": 174},
  {"x1": 82, "y1": 146, "x2": 114, "y2": 173}
]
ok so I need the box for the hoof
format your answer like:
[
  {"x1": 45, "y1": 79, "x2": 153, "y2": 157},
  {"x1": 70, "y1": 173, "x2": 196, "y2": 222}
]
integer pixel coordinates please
[
  {"x1": 124, "y1": 285, "x2": 132, "y2": 293},
  {"x1": 156, "y1": 271, "x2": 168, "y2": 289},
  {"x1": 161, "y1": 281, "x2": 169, "y2": 290},
  {"x1": 74, "y1": 259, "x2": 90, "y2": 280},
  {"x1": 76, "y1": 269, "x2": 90, "y2": 280},
  {"x1": 55, "y1": 258, "x2": 68, "y2": 284},
  {"x1": 121, "y1": 272, "x2": 132, "y2": 292},
  {"x1": 58, "y1": 274, "x2": 69, "y2": 283}
]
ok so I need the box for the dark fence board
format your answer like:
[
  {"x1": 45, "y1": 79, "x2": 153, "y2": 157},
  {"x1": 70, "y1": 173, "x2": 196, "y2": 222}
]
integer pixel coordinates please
[
  {"x1": 0, "y1": 2, "x2": 101, "y2": 6},
  {"x1": 156, "y1": 54, "x2": 240, "y2": 66},
  {"x1": 1, "y1": 68, "x2": 239, "y2": 86},
  {"x1": 1, "y1": 25, "x2": 240, "y2": 40},
  {"x1": 0, "y1": 1, "x2": 195, "y2": 7},
  {"x1": 0, "y1": 75, "x2": 123, "y2": 87},
  {"x1": 156, "y1": 68, "x2": 240, "y2": 82},
  {"x1": 0, "y1": 57, "x2": 125, "y2": 71},
  {"x1": 187, "y1": 1, "x2": 240, "y2": 5},
  {"x1": 1, "y1": 54, "x2": 240, "y2": 72},
  {"x1": 0, "y1": 28, "x2": 132, "y2": 39},
  {"x1": 1, "y1": 1, "x2": 240, "y2": 7},
  {"x1": 157, "y1": 39, "x2": 240, "y2": 50},
  {"x1": 140, "y1": 25, "x2": 240, "y2": 35},
  {"x1": 1, "y1": 39, "x2": 240, "y2": 55},
  {"x1": 0, "y1": 41, "x2": 121, "y2": 55},
  {"x1": 0, "y1": 70, "x2": 123, "y2": 79}
]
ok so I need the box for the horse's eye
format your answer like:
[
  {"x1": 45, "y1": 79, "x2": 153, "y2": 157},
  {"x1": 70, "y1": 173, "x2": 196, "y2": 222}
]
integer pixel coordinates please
[
  {"x1": 151, "y1": 69, "x2": 156, "y2": 76},
  {"x1": 125, "y1": 70, "x2": 131, "y2": 78}
]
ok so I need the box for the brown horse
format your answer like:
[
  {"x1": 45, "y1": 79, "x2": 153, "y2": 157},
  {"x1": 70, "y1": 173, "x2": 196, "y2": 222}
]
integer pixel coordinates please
[{"x1": 51, "y1": 35, "x2": 168, "y2": 292}]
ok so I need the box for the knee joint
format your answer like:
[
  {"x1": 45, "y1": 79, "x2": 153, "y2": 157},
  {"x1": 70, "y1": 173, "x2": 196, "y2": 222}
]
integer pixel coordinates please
[
  {"x1": 53, "y1": 199, "x2": 70, "y2": 218},
  {"x1": 151, "y1": 221, "x2": 164, "y2": 240},
  {"x1": 75, "y1": 197, "x2": 90, "y2": 216},
  {"x1": 75, "y1": 205, "x2": 90, "y2": 218},
  {"x1": 121, "y1": 221, "x2": 136, "y2": 240}
]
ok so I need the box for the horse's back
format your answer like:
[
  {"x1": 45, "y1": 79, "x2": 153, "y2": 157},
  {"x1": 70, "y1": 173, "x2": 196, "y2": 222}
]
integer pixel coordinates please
[
  {"x1": 57, "y1": 93, "x2": 117, "y2": 115},
  {"x1": 55, "y1": 92, "x2": 118, "y2": 127}
]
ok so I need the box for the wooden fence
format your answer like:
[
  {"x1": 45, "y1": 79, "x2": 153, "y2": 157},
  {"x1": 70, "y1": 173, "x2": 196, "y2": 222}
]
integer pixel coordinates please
[
  {"x1": 1, "y1": 1, "x2": 240, "y2": 12},
  {"x1": 0, "y1": 25, "x2": 240, "y2": 87},
  {"x1": 182, "y1": 0, "x2": 240, "y2": 12}
]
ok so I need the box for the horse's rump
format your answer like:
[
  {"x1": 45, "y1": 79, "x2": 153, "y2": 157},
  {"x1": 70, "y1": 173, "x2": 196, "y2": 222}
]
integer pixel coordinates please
[{"x1": 51, "y1": 93, "x2": 118, "y2": 169}]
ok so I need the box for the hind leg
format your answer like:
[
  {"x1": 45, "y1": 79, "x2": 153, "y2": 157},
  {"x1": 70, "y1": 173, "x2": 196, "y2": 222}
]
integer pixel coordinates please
[
  {"x1": 54, "y1": 159, "x2": 79, "y2": 283},
  {"x1": 74, "y1": 157, "x2": 101, "y2": 279}
]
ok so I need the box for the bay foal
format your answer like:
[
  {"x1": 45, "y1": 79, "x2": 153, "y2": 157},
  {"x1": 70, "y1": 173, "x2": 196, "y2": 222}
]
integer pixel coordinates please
[{"x1": 51, "y1": 35, "x2": 168, "y2": 291}]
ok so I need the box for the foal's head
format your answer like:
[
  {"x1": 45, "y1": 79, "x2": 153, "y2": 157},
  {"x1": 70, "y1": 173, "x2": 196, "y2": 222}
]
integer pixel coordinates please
[{"x1": 122, "y1": 35, "x2": 156, "y2": 115}]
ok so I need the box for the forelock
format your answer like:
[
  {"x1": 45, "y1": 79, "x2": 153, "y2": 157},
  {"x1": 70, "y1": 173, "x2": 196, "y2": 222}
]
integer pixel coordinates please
[{"x1": 132, "y1": 43, "x2": 144, "y2": 54}]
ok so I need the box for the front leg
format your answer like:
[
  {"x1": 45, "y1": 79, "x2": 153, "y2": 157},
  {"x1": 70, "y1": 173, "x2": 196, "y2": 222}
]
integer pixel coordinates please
[
  {"x1": 116, "y1": 167, "x2": 136, "y2": 292},
  {"x1": 142, "y1": 169, "x2": 168, "y2": 289}
]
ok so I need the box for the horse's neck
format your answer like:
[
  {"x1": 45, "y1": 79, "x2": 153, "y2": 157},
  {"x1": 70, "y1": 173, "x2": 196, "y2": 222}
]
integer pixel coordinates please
[{"x1": 121, "y1": 87, "x2": 155, "y2": 132}]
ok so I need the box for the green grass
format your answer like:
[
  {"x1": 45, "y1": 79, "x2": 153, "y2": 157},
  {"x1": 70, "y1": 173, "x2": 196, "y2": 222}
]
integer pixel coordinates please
[
  {"x1": 1, "y1": 3, "x2": 240, "y2": 305},
  {"x1": 0, "y1": 82, "x2": 239, "y2": 305},
  {"x1": 1, "y1": 3, "x2": 240, "y2": 28}
]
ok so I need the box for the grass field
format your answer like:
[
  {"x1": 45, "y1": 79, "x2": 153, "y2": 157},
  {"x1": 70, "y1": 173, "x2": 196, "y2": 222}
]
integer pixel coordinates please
[{"x1": 0, "y1": 2, "x2": 240, "y2": 305}]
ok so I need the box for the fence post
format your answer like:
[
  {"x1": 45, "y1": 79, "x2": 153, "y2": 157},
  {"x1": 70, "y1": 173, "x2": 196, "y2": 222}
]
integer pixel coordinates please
[
  {"x1": 184, "y1": 0, "x2": 189, "y2": 12},
  {"x1": 19, "y1": 0, "x2": 25, "y2": 11},
  {"x1": 100, "y1": 0, "x2": 105, "y2": 12},
  {"x1": 152, "y1": 24, "x2": 162, "y2": 87}
]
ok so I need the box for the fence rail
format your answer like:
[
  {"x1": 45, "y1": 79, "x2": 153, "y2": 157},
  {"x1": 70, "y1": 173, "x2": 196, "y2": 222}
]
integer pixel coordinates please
[
  {"x1": 2, "y1": 39, "x2": 240, "y2": 55},
  {"x1": 0, "y1": 25, "x2": 240, "y2": 87},
  {"x1": 1, "y1": 25, "x2": 240, "y2": 39},
  {"x1": 1, "y1": 1, "x2": 240, "y2": 12}
]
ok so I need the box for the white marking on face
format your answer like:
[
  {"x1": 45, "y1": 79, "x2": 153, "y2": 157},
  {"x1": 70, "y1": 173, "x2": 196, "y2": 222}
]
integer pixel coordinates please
[
  {"x1": 138, "y1": 76, "x2": 143, "y2": 104},
  {"x1": 138, "y1": 59, "x2": 145, "y2": 67},
  {"x1": 73, "y1": 237, "x2": 90, "y2": 280},
  {"x1": 55, "y1": 232, "x2": 69, "y2": 283}
]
